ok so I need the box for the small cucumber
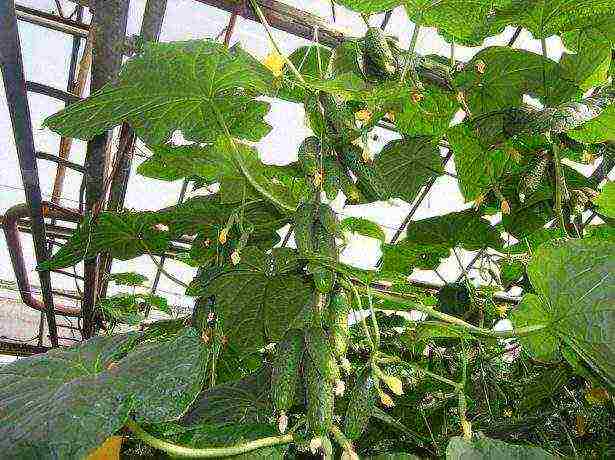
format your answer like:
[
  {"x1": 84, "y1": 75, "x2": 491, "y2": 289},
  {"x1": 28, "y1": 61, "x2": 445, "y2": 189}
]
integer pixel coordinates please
[
  {"x1": 344, "y1": 367, "x2": 378, "y2": 440},
  {"x1": 304, "y1": 353, "x2": 335, "y2": 436},
  {"x1": 271, "y1": 329, "x2": 304, "y2": 413}
]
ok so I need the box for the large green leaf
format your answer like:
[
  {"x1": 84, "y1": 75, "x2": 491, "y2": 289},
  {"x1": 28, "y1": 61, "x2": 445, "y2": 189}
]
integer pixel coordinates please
[
  {"x1": 186, "y1": 247, "x2": 312, "y2": 352},
  {"x1": 511, "y1": 239, "x2": 615, "y2": 388},
  {"x1": 394, "y1": 85, "x2": 458, "y2": 138},
  {"x1": 403, "y1": 209, "x2": 503, "y2": 251},
  {"x1": 502, "y1": 200, "x2": 553, "y2": 238},
  {"x1": 156, "y1": 195, "x2": 287, "y2": 239},
  {"x1": 381, "y1": 241, "x2": 450, "y2": 273},
  {"x1": 404, "y1": 0, "x2": 507, "y2": 46},
  {"x1": 38, "y1": 211, "x2": 171, "y2": 271},
  {"x1": 0, "y1": 328, "x2": 208, "y2": 459},
  {"x1": 335, "y1": 0, "x2": 402, "y2": 14},
  {"x1": 446, "y1": 435, "x2": 555, "y2": 459},
  {"x1": 455, "y1": 47, "x2": 578, "y2": 115},
  {"x1": 489, "y1": 0, "x2": 615, "y2": 39},
  {"x1": 44, "y1": 40, "x2": 273, "y2": 144},
  {"x1": 180, "y1": 369, "x2": 272, "y2": 426},
  {"x1": 558, "y1": 25, "x2": 613, "y2": 90},
  {"x1": 374, "y1": 137, "x2": 443, "y2": 203},
  {"x1": 137, "y1": 143, "x2": 236, "y2": 183},
  {"x1": 511, "y1": 293, "x2": 559, "y2": 360},
  {"x1": 593, "y1": 181, "x2": 615, "y2": 218},
  {"x1": 447, "y1": 123, "x2": 513, "y2": 201}
]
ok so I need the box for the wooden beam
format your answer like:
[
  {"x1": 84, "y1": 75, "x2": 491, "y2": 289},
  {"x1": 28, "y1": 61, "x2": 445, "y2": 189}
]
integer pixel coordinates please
[{"x1": 195, "y1": 0, "x2": 348, "y2": 47}]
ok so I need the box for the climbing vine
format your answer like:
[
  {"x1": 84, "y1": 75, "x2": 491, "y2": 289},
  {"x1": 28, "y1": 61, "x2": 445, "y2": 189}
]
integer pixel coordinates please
[{"x1": 1, "y1": 1, "x2": 614, "y2": 459}]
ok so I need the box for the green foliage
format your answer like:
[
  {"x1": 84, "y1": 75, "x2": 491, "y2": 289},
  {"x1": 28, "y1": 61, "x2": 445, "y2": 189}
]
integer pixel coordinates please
[
  {"x1": 374, "y1": 137, "x2": 443, "y2": 203},
  {"x1": 187, "y1": 247, "x2": 312, "y2": 353},
  {"x1": 0, "y1": 328, "x2": 208, "y2": 459},
  {"x1": 335, "y1": 0, "x2": 402, "y2": 14},
  {"x1": 488, "y1": 0, "x2": 615, "y2": 39},
  {"x1": 38, "y1": 211, "x2": 171, "y2": 271},
  {"x1": 44, "y1": 40, "x2": 273, "y2": 145},
  {"x1": 278, "y1": 45, "x2": 332, "y2": 103},
  {"x1": 594, "y1": 181, "x2": 615, "y2": 217},
  {"x1": 403, "y1": 209, "x2": 503, "y2": 251},
  {"x1": 404, "y1": 0, "x2": 505, "y2": 46},
  {"x1": 31, "y1": 9, "x2": 615, "y2": 459},
  {"x1": 455, "y1": 47, "x2": 578, "y2": 115},
  {"x1": 448, "y1": 123, "x2": 513, "y2": 201},
  {"x1": 107, "y1": 271, "x2": 148, "y2": 286},
  {"x1": 446, "y1": 435, "x2": 555, "y2": 459},
  {"x1": 511, "y1": 239, "x2": 615, "y2": 389},
  {"x1": 394, "y1": 85, "x2": 459, "y2": 138}
]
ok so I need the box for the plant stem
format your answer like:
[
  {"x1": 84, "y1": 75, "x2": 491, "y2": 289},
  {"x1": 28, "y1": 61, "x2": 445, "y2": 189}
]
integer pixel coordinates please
[
  {"x1": 248, "y1": 0, "x2": 307, "y2": 85},
  {"x1": 212, "y1": 106, "x2": 295, "y2": 213},
  {"x1": 366, "y1": 286, "x2": 381, "y2": 348},
  {"x1": 356, "y1": 285, "x2": 546, "y2": 339},
  {"x1": 388, "y1": 357, "x2": 462, "y2": 390},
  {"x1": 147, "y1": 253, "x2": 188, "y2": 288},
  {"x1": 400, "y1": 16, "x2": 421, "y2": 84},
  {"x1": 550, "y1": 136, "x2": 570, "y2": 236},
  {"x1": 346, "y1": 280, "x2": 376, "y2": 352},
  {"x1": 125, "y1": 419, "x2": 293, "y2": 458}
]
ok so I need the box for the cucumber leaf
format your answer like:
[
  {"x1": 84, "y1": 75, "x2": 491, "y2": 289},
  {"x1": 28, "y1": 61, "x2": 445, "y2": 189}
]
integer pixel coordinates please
[{"x1": 0, "y1": 328, "x2": 208, "y2": 459}]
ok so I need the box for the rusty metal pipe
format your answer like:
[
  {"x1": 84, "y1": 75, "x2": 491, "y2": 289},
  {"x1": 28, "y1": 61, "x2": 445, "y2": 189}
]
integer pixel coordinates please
[{"x1": 2, "y1": 202, "x2": 83, "y2": 317}]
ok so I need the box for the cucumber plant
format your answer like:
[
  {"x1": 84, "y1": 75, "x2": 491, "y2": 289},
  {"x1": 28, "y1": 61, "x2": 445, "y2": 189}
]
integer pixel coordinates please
[{"x1": 1, "y1": 1, "x2": 615, "y2": 459}]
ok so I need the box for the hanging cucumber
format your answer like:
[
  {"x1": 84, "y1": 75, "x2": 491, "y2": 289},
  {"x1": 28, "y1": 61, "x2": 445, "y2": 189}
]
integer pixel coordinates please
[
  {"x1": 304, "y1": 353, "x2": 335, "y2": 436},
  {"x1": 362, "y1": 27, "x2": 397, "y2": 78},
  {"x1": 294, "y1": 200, "x2": 318, "y2": 256},
  {"x1": 518, "y1": 153, "x2": 550, "y2": 203},
  {"x1": 326, "y1": 289, "x2": 351, "y2": 359},
  {"x1": 297, "y1": 136, "x2": 323, "y2": 178},
  {"x1": 304, "y1": 326, "x2": 341, "y2": 383},
  {"x1": 312, "y1": 226, "x2": 338, "y2": 293},
  {"x1": 271, "y1": 329, "x2": 304, "y2": 418},
  {"x1": 296, "y1": 201, "x2": 339, "y2": 293},
  {"x1": 305, "y1": 92, "x2": 360, "y2": 142},
  {"x1": 344, "y1": 367, "x2": 378, "y2": 440}
]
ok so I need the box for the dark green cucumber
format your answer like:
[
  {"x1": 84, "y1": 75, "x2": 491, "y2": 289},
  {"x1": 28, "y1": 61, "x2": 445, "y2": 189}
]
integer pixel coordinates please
[
  {"x1": 271, "y1": 329, "x2": 304, "y2": 413},
  {"x1": 304, "y1": 353, "x2": 335, "y2": 436},
  {"x1": 311, "y1": 224, "x2": 338, "y2": 293},
  {"x1": 304, "y1": 326, "x2": 340, "y2": 382},
  {"x1": 344, "y1": 367, "x2": 378, "y2": 440},
  {"x1": 294, "y1": 200, "x2": 318, "y2": 256},
  {"x1": 298, "y1": 136, "x2": 323, "y2": 178},
  {"x1": 326, "y1": 290, "x2": 350, "y2": 358},
  {"x1": 363, "y1": 27, "x2": 397, "y2": 77},
  {"x1": 518, "y1": 153, "x2": 550, "y2": 202}
]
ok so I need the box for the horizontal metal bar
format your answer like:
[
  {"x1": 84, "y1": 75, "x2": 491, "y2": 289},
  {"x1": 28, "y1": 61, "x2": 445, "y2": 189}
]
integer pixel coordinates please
[
  {"x1": 36, "y1": 151, "x2": 85, "y2": 173},
  {"x1": 26, "y1": 81, "x2": 81, "y2": 103},
  {"x1": 15, "y1": 4, "x2": 89, "y2": 38}
]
